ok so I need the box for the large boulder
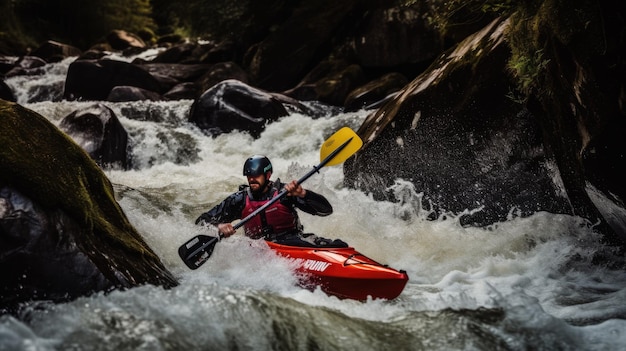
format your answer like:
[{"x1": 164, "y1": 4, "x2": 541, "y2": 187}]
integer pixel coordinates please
[
  {"x1": 29, "y1": 40, "x2": 82, "y2": 62},
  {"x1": 0, "y1": 81, "x2": 15, "y2": 101},
  {"x1": 3, "y1": 56, "x2": 47, "y2": 77},
  {"x1": 345, "y1": 18, "x2": 572, "y2": 226},
  {"x1": 106, "y1": 30, "x2": 146, "y2": 51},
  {"x1": 59, "y1": 103, "x2": 130, "y2": 169},
  {"x1": 0, "y1": 56, "x2": 18, "y2": 75},
  {"x1": 1, "y1": 186, "x2": 114, "y2": 310},
  {"x1": 343, "y1": 72, "x2": 408, "y2": 112},
  {"x1": 139, "y1": 63, "x2": 211, "y2": 87},
  {"x1": 107, "y1": 85, "x2": 163, "y2": 102},
  {"x1": 0, "y1": 100, "x2": 176, "y2": 312},
  {"x1": 284, "y1": 60, "x2": 366, "y2": 106},
  {"x1": 198, "y1": 40, "x2": 240, "y2": 64},
  {"x1": 189, "y1": 79, "x2": 302, "y2": 138},
  {"x1": 63, "y1": 59, "x2": 162, "y2": 101},
  {"x1": 195, "y1": 61, "x2": 249, "y2": 94},
  {"x1": 345, "y1": 7, "x2": 626, "y2": 246},
  {"x1": 163, "y1": 82, "x2": 199, "y2": 100},
  {"x1": 150, "y1": 41, "x2": 197, "y2": 63}
]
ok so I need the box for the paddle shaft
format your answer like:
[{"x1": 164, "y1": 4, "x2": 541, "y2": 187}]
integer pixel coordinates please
[
  {"x1": 178, "y1": 127, "x2": 361, "y2": 269},
  {"x1": 233, "y1": 136, "x2": 354, "y2": 231}
]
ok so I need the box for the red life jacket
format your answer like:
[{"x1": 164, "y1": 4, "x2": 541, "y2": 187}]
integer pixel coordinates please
[{"x1": 242, "y1": 187, "x2": 298, "y2": 239}]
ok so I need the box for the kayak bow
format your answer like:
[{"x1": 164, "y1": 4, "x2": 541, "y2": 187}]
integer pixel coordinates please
[{"x1": 266, "y1": 241, "x2": 408, "y2": 301}]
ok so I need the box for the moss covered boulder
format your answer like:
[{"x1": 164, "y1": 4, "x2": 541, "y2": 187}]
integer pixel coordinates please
[{"x1": 0, "y1": 100, "x2": 177, "y2": 312}]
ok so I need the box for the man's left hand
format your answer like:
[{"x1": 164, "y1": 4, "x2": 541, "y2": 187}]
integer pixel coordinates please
[{"x1": 285, "y1": 180, "x2": 306, "y2": 198}]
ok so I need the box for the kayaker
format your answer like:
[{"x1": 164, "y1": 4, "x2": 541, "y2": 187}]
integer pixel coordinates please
[{"x1": 195, "y1": 155, "x2": 348, "y2": 247}]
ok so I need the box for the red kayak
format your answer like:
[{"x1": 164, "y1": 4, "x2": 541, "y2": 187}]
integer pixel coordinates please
[{"x1": 266, "y1": 241, "x2": 408, "y2": 301}]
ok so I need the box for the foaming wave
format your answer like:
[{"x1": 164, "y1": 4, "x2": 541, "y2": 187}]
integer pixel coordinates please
[{"x1": 5, "y1": 56, "x2": 76, "y2": 104}]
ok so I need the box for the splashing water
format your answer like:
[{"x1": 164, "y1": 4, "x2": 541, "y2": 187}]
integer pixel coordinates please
[{"x1": 2, "y1": 59, "x2": 626, "y2": 351}]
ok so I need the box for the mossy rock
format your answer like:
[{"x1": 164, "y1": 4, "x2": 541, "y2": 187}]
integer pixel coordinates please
[{"x1": 0, "y1": 100, "x2": 177, "y2": 308}]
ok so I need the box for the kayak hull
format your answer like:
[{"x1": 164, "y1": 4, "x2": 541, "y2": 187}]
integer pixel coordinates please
[{"x1": 266, "y1": 241, "x2": 408, "y2": 301}]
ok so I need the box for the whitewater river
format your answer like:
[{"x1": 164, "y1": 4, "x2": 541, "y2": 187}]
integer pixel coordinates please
[{"x1": 2, "y1": 57, "x2": 626, "y2": 350}]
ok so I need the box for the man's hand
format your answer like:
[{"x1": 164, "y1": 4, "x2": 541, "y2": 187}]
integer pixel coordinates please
[
  {"x1": 217, "y1": 223, "x2": 236, "y2": 237},
  {"x1": 285, "y1": 180, "x2": 306, "y2": 198}
]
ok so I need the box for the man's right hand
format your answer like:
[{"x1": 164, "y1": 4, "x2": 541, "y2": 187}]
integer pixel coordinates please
[{"x1": 217, "y1": 223, "x2": 235, "y2": 237}]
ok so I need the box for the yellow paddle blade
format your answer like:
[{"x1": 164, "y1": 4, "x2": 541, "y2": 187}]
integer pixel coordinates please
[{"x1": 320, "y1": 127, "x2": 363, "y2": 166}]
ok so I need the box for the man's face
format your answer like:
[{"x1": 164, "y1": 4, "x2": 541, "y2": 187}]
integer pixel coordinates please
[{"x1": 247, "y1": 173, "x2": 268, "y2": 193}]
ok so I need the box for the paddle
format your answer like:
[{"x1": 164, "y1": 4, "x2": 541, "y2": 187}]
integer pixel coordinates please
[{"x1": 178, "y1": 127, "x2": 363, "y2": 270}]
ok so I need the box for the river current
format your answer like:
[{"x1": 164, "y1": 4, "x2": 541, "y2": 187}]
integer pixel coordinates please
[{"x1": 1, "y1": 56, "x2": 626, "y2": 350}]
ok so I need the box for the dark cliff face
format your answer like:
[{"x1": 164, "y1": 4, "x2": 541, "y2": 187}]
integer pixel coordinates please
[{"x1": 344, "y1": 4, "x2": 626, "y2": 246}]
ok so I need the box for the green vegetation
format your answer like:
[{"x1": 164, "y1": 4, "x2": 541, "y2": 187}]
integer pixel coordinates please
[
  {"x1": 505, "y1": 0, "x2": 605, "y2": 97},
  {"x1": 507, "y1": 48, "x2": 550, "y2": 98},
  {"x1": 421, "y1": 0, "x2": 605, "y2": 100},
  {"x1": 421, "y1": 0, "x2": 515, "y2": 36}
]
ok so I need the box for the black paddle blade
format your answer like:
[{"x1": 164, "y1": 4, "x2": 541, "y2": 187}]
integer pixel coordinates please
[{"x1": 178, "y1": 235, "x2": 219, "y2": 270}]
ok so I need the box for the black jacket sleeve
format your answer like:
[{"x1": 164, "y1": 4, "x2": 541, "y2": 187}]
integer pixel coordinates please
[
  {"x1": 195, "y1": 190, "x2": 246, "y2": 225},
  {"x1": 290, "y1": 189, "x2": 333, "y2": 216}
]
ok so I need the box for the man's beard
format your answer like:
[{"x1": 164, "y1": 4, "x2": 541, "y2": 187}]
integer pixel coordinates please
[{"x1": 249, "y1": 180, "x2": 268, "y2": 196}]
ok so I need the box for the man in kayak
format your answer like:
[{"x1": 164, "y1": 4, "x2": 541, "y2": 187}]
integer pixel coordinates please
[{"x1": 195, "y1": 155, "x2": 348, "y2": 247}]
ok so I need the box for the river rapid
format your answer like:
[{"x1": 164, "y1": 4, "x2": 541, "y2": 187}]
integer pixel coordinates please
[{"x1": 2, "y1": 56, "x2": 626, "y2": 351}]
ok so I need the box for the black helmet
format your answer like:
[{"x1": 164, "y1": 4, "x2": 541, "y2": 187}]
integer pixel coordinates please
[{"x1": 243, "y1": 155, "x2": 272, "y2": 176}]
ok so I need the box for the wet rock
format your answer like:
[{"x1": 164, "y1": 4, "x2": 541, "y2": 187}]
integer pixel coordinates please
[
  {"x1": 29, "y1": 40, "x2": 82, "y2": 62},
  {"x1": 59, "y1": 103, "x2": 130, "y2": 169},
  {"x1": 198, "y1": 40, "x2": 240, "y2": 64},
  {"x1": 189, "y1": 79, "x2": 294, "y2": 138},
  {"x1": 77, "y1": 49, "x2": 109, "y2": 61},
  {"x1": 107, "y1": 86, "x2": 163, "y2": 102},
  {"x1": 0, "y1": 186, "x2": 114, "y2": 311},
  {"x1": 156, "y1": 34, "x2": 184, "y2": 45},
  {"x1": 163, "y1": 82, "x2": 198, "y2": 100},
  {"x1": 151, "y1": 41, "x2": 197, "y2": 63},
  {"x1": 136, "y1": 62, "x2": 210, "y2": 94},
  {"x1": 106, "y1": 30, "x2": 146, "y2": 50},
  {"x1": 3, "y1": 56, "x2": 47, "y2": 77},
  {"x1": 344, "y1": 8, "x2": 626, "y2": 246},
  {"x1": 195, "y1": 61, "x2": 249, "y2": 93},
  {"x1": 0, "y1": 80, "x2": 15, "y2": 102},
  {"x1": 0, "y1": 56, "x2": 18, "y2": 75},
  {"x1": 343, "y1": 72, "x2": 408, "y2": 112},
  {"x1": 139, "y1": 63, "x2": 211, "y2": 85},
  {"x1": 14, "y1": 56, "x2": 47, "y2": 69},
  {"x1": 0, "y1": 100, "x2": 176, "y2": 313},
  {"x1": 345, "y1": 18, "x2": 571, "y2": 227},
  {"x1": 285, "y1": 60, "x2": 366, "y2": 106},
  {"x1": 63, "y1": 59, "x2": 162, "y2": 101}
]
